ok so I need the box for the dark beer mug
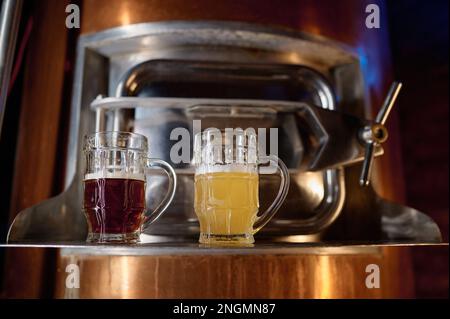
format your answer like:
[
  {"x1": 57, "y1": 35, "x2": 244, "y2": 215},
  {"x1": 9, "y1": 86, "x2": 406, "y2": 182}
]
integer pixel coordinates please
[{"x1": 83, "y1": 131, "x2": 177, "y2": 243}]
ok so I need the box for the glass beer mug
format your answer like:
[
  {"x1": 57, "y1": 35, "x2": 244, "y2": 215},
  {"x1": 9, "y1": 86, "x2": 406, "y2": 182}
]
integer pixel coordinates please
[
  {"x1": 193, "y1": 128, "x2": 290, "y2": 245},
  {"x1": 83, "y1": 131, "x2": 177, "y2": 243}
]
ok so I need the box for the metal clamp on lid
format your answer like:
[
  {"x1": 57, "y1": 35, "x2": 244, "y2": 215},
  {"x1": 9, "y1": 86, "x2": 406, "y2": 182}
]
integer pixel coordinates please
[{"x1": 359, "y1": 82, "x2": 402, "y2": 186}]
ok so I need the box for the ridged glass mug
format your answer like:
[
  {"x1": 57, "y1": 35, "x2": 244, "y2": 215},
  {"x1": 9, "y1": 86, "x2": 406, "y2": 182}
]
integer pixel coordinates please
[
  {"x1": 83, "y1": 131, "x2": 177, "y2": 243},
  {"x1": 193, "y1": 128, "x2": 290, "y2": 245}
]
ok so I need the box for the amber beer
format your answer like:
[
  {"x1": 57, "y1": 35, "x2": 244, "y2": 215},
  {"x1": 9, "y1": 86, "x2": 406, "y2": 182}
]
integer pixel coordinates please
[{"x1": 194, "y1": 170, "x2": 259, "y2": 239}]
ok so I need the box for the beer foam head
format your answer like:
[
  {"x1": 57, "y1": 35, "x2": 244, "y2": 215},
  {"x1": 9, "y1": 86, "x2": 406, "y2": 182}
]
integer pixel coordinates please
[
  {"x1": 84, "y1": 171, "x2": 145, "y2": 181},
  {"x1": 193, "y1": 128, "x2": 258, "y2": 166},
  {"x1": 195, "y1": 163, "x2": 257, "y2": 175}
]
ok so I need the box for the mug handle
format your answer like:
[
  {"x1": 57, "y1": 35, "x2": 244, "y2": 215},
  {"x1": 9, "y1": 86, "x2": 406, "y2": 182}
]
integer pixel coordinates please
[
  {"x1": 143, "y1": 158, "x2": 177, "y2": 229},
  {"x1": 253, "y1": 155, "x2": 290, "y2": 234}
]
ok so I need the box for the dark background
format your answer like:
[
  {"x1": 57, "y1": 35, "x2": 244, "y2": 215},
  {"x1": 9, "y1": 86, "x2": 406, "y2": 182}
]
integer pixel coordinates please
[{"x1": 387, "y1": 0, "x2": 449, "y2": 298}]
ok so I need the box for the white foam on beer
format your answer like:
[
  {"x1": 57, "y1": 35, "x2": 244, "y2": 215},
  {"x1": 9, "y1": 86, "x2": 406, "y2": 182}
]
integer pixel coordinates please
[
  {"x1": 195, "y1": 164, "x2": 257, "y2": 175},
  {"x1": 84, "y1": 171, "x2": 145, "y2": 181}
]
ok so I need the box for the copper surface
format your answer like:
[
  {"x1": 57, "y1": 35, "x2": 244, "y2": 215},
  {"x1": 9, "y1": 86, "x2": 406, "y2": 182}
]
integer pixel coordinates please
[{"x1": 53, "y1": 246, "x2": 414, "y2": 298}]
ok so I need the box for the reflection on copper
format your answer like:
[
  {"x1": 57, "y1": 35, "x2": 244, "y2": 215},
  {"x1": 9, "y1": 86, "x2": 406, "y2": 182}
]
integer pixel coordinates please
[
  {"x1": 297, "y1": 4, "x2": 322, "y2": 36},
  {"x1": 275, "y1": 235, "x2": 319, "y2": 243},
  {"x1": 119, "y1": 2, "x2": 131, "y2": 26},
  {"x1": 118, "y1": 257, "x2": 132, "y2": 297}
]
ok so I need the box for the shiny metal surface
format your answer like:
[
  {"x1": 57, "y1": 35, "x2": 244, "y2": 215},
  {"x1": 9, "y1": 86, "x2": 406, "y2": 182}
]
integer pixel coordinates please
[
  {"x1": 94, "y1": 34, "x2": 347, "y2": 236},
  {"x1": 379, "y1": 199, "x2": 442, "y2": 242},
  {"x1": 376, "y1": 82, "x2": 403, "y2": 125},
  {"x1": 2, "y1": 241, "x2": 445, "y2": 253},
  {"x1": 6, "y1": 22, "x2": 442, "y2": 245},
  {"x1": 91, "y1": 97, "x2": 384, "y2": 170},
  {"x1": 7, "y1": 175, "x2": 87, "y2": 242},
  {"x1": 360, "y1": 82, "x2": 403, "y2": 186},
  {"x1": 0, "y1": 0, "x2": 22, "y2": 136}
]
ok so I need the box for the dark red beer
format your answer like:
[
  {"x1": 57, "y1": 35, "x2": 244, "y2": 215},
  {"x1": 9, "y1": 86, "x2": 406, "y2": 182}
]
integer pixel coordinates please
[{"x1": 83, "y1": 178, "x2": 146, "y2": 235}]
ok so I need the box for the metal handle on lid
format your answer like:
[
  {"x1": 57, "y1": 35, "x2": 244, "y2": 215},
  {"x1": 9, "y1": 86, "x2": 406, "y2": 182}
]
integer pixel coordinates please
[{"x1": 359, "y1": 82, "x2": 402, "y2": 186}]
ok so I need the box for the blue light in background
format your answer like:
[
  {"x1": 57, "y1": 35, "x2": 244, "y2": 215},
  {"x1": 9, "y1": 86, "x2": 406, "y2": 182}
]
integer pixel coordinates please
[{"x1": 355, "y1": 45, "x2": 380, "y2": 88}]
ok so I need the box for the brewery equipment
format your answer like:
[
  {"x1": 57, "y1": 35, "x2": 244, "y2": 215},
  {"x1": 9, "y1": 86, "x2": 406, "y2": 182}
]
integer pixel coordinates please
[
  {"x1": 6, "y1": 22, "x2": 441, "y2": 244},
  {"x1": 1, "y1": 0, "x2": 447, "y2": 297}
]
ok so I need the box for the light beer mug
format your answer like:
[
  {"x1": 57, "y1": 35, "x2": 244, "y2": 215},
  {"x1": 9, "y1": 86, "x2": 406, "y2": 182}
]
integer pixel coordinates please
[{"x1": 193, "y1": 128, "x2": 290, "y2": 245}]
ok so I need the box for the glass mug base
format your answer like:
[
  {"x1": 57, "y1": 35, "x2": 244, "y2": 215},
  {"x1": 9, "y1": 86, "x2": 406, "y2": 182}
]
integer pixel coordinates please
[
  {"x1": 199, "y1": 233, "x2": 255, "y2": 246},
  {"x1": 86, "y1": 231, "x2": 140, "y2": 244}
]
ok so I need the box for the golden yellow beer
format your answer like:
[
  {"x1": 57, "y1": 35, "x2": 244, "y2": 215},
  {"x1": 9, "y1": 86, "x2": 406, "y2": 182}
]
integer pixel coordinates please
[
  {"x1": 194, "y1": 171, "x2": 259, "y2": 241},
  {"x1": 193, "y1": 129, "x2": 290, "y2": 245}
]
